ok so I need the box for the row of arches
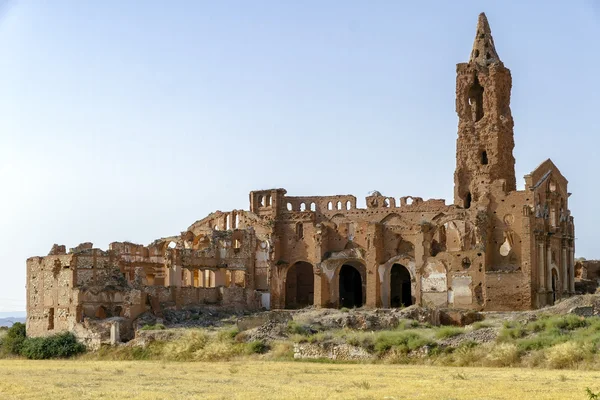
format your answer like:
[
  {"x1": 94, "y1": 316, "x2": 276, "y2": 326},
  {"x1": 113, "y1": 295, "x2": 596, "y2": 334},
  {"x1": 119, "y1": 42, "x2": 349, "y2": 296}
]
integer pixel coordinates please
[{"x1": 284, "y1": 261, "x2": 413, "y2": 309}]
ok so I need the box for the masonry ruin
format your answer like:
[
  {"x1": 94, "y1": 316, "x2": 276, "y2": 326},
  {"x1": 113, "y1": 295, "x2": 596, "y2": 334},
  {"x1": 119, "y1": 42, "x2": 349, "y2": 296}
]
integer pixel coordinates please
[{"x1": 26, "y1": 13, "x2": 576, "y2": 339}]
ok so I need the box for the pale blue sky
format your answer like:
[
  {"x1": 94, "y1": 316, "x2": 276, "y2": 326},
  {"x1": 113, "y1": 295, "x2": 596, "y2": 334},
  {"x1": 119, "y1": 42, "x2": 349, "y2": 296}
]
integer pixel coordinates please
[{"x1": 0, "y1": 1, "x2": 598, "y2": 313}]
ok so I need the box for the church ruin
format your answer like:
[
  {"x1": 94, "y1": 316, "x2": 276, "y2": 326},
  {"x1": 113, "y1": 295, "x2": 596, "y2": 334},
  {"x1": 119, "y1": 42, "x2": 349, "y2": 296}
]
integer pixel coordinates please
[{"x1": 26, "y1": 13, "x2": 576, "y2": 338}]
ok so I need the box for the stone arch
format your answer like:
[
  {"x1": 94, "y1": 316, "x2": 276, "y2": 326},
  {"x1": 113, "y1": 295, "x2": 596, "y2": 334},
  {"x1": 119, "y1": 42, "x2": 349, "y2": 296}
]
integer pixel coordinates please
[
  {"x1": 379, "y1": 255, "x2": 417, "y2": 308},
  {"x1": 329, "y1": 259, "x2": 366, "y2": 308},
  {"x1": 380, "y1": 213, "x2": 410, "y2": 228},
  {"x1": 285, "y1": 261, "x2": 314, "y2": 309}
]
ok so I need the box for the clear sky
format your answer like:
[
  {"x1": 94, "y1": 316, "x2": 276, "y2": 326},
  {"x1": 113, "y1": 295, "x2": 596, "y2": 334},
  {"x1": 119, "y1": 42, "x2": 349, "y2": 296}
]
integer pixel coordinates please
[{"x1": 0, "y1": 1, "x2": 598, "y2": 313}]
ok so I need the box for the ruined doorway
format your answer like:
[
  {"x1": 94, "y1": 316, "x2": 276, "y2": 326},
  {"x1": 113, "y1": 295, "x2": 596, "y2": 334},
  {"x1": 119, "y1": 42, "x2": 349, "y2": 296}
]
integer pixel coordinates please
[
  {"x1": 285, "y1": 262, "x2": 314, "y2": 309},
  {"x1": 390, "y1": 264, "x2": 412, "y2": 308},
  {"x1": 339, "y1": 264, "x2": 363, "y2": 308}
]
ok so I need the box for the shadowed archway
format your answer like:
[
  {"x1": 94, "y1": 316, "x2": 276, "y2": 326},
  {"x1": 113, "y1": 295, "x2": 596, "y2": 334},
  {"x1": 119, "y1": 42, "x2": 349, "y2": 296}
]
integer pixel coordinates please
[
  {"x1": 339, "y1": 264, "x2": 363, "y2": 308},
  {"x1": 285, "y1": 262, "x2": 314, "y2": 309},
  {"x1": 390, "y1": 263, "x2": 412, "y2": 308}
]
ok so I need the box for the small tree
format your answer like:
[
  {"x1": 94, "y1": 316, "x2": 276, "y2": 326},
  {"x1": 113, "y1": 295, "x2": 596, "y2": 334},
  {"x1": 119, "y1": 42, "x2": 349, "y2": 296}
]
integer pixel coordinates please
[{"x1": 1, "y1": 322, "x2": 26, "y2": 355}]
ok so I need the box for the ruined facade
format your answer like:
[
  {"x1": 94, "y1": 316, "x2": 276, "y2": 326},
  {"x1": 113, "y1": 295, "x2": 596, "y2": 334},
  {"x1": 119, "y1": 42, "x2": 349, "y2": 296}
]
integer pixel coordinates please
[{"x1": 26, "y1": 13, "x2": 576, "y2": 338}]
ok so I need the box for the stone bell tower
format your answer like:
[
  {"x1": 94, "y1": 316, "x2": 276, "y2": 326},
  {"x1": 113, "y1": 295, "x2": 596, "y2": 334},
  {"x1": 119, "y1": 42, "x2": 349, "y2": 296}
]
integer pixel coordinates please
[{"x1": 454, "y1": 13, "x2": 516, "y2": 208}]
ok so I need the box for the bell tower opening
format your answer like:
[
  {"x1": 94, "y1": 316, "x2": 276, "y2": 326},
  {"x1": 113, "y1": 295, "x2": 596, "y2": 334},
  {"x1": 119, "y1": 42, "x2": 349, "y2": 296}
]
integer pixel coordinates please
[
  {"x1": 465, "y1": 192, "x2": 472, "y2": 209},
  {"x1": 468, "y1": 75, "x2": 484, "y2": 122}
]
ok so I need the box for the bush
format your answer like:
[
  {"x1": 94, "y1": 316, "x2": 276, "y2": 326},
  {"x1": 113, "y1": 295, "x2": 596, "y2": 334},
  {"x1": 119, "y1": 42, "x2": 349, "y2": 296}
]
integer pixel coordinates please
[
  {"x1": 287, "y1": 321, "x2": 310, "y2": 335},
  {"x1": 20, "y1": 332, "x2": 85, "y2": 360},
  {"x1": 485, "y1": 343, "x2": 519, "y2": 367},
  {"x1": 435, "y1": 326, "x2": 464, "y2": 339},
  {"x1": 140, "y1": 324, "x2": 165, "y2": 331},
  {"x1": 471, "y1": 321, "x2": 492, "y2": 330},
  {"x1": 373, "y1": 331, "x2": 434, "y2": 355},
  {"x1": 498, "y1": 322, "x2": 527, "y2": 341},
  {"x1": 1, "y1": 322, "x2": 26, "y2": 355},
  {"x1": 545, "y1": 341, "x2": 588, "y2": 369},
  {"x1": 247, "y1": 340, "x2": 269, "y2": 354}
]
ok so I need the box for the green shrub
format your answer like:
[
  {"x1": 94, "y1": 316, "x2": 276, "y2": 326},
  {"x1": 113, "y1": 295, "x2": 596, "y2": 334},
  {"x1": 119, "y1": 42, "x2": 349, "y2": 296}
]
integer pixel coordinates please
[
  {"x1": 247, "y1": 340, "x2": 269, "y2": 354},
  {"x1": 140, "y1": 324, "x2": 165, "y2": 331},
  {"x1": 471, "y1": 321, "x2": 492, "y2": 330},
  {"x1": 0, "y1": 322, "x2": 26, "y2": 355},
  {"x1": 373, "y1": 331, "x2": 434, "y2": 355},
  {"x1": 287, "y1": 321, "x2": 309, "y2": 335},
  {"x1": 20, "y1": 332, "x2": 85, "y2": 360},
  {"x1": 498, "y1": 322, "x2": 527, "y2": 341},
  {"x1": 435, "y1": 326, "x2": 464, "y2": 339}
]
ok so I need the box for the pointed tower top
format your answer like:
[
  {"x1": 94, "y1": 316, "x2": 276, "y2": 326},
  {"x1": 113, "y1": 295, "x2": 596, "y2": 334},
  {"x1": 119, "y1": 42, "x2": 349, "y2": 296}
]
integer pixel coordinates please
[{"x1": 469, "y1": 13, "x2": 501, "y2": 66}]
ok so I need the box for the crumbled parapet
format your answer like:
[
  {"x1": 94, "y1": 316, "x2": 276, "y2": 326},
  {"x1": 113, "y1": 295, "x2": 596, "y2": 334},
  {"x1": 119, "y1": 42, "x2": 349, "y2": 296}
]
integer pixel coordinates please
[{"x1": 48, "y1": 244, "x2": 66, "y2": 255}]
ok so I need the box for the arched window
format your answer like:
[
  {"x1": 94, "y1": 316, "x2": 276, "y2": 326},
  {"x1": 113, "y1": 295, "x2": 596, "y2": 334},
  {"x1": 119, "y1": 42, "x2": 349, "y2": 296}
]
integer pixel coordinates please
[
  {"x1": 296, "y1": 223, "x2": 304, "y2": 239},
  {"x1": 468, "y1": 75, "x2": 484, "y2": 122}
]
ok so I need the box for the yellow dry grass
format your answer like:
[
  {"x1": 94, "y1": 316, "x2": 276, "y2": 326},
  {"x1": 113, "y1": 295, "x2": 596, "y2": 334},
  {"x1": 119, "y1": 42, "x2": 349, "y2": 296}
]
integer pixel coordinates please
[{"x1": 0, "y1": 359, "x2": 599, "y2": 400}]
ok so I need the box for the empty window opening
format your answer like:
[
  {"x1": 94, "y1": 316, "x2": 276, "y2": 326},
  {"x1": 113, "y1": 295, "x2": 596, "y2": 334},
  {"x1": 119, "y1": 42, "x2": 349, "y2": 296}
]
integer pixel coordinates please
[
  {"x1": 235, "y1": 214, "x2": 240, "y2": 229},
  {"x1": 468, "y1": 75, "x2": 484, "y2": 122},
  {"x1": 406, "y1": 197, "x2": 413, "y2": 206},
  {"x1": 390, "y1": 264, "x2": 412, "y2": 308},
  {"x1": 225, "y1": 214, "x2": 231, "y2": 230},
  {"x1": 337, "y1": 201, "x2": 342, "y2": 210},
  {"x1": 462, "y1": 257, "x2": 472, "y2": 269},
  {"x1": 384, "y1": 198, "x2": 390, "y2": 208},
  {"x1": 233, "y1": 239, "x2": 241, "y2": 249},
  {"x1": 346, "y1": 201, "x2": 351, "y2": 210},
  {"x1": 300, "y1": 203, "x2": 306, "y2": 211},
  {"x1": 266, "y1": 195, "x2": 271, "y2": 206},
  {"x1": 146, "y1": 273, "x2": 155, "y2": 285},
  {"x1": 465, "y1": 192, "x2": 472, "y2": 209},
  {"x1": 287, "y1": 202, "x2": 293, "y2": 211},
  {"x1": 48, "y1": 307, "x2": 55, "y2": 330},
  {"x1": 285, "y1": 262, "x2": 314, "y2": 309},
  {"x1": 327, "y1": 202, "x2": 333, "y2": 210},
  {"x1": 339, "y1": 264, "x2": 363, "y2": 308},
  {"x1": 481, "y1": 150, "x2": 488, "y2": 165},
  {"x1": 168, "y1": 241, "x2": 177, "y2": 249},
  {"x1": 296, "y1": 223, "x2": 304, "y2": 239},
  {"x1": 310, "y1": 202, "x2": 316, "y2": 211},
  {"x1": 259, "y1": 195, "x2": 265, "y2": 207}
]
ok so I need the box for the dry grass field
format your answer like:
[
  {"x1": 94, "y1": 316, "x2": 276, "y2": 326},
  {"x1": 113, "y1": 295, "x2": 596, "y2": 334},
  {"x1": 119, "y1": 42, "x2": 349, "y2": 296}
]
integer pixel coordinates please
[{"x1": 0, "y1": 360, "x2": 599, "y2": 400}]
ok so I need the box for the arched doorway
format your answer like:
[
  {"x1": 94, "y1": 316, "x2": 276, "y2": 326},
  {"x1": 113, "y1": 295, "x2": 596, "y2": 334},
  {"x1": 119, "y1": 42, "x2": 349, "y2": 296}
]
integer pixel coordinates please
[
  {"x1": 551, "y1": 269, "x2": 559, "y2": 304},
  {"x1": 390, "y1": 263, "x2": 412, "y2": 308},
  {"x1": 339, "y1": 264, "x2": 363, "y2": 308},
  {"x1": 285, "y1": 262, "x2": 314, "y2": 309}
]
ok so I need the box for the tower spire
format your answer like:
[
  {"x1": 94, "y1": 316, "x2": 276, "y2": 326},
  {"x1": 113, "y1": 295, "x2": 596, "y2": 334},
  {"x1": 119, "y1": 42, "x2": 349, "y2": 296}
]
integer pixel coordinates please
[{"x1": 470, "y1": 13, "x2": 501, "y2": 66}]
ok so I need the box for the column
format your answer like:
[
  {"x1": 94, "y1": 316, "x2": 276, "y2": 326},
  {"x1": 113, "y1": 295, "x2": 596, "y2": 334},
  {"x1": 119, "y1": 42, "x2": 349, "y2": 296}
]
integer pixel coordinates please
[
  {"x1": 538, "y1": 242, "x2": 545, "y2": 291},
  {"x1": 561, "y1": 247, "x2": 568, "y2": 294},
  {"x1": 546, "y1": 243, "x2": 553, "y2": 290},
  {"x1": 569, "y1": 247, "x2": 575, "y2": 293},
  {"x1": 214, "y1": 268, "x2": 227, "y2": 287}
]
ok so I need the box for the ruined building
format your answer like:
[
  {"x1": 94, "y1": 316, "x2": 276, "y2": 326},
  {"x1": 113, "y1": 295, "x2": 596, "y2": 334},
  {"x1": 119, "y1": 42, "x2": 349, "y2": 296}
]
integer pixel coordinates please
[{"x1": 26, "y1": 13, "x2": 576, "y2": 338}]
